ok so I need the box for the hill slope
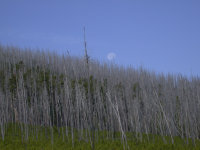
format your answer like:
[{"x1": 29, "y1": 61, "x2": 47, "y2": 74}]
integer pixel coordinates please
[{"x1": 0, "y1": 45, "x2": 200, "y2": 149}]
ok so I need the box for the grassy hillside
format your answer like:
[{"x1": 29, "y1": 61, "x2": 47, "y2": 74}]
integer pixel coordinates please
[{"x1": 0, "y1": 45, "x2": 200, "y2": 149}]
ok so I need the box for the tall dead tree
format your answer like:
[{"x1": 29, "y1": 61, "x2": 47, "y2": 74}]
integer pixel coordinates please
[
  {"x1": 84, "y1": 27, "x2": 89, "y2": 67},
  {"x1": 83, "y1": 27, "x2": 95, "y2": 150}
]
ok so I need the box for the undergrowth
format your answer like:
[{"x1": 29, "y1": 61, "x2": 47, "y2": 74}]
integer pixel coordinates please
[{"x1": 0, "y1": 124, "x2": 200, "y2": 150}]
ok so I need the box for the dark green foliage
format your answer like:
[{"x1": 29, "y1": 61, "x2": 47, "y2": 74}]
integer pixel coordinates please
[
  {"x1": 15, "y1": 60, "x2": 24, "y2": 71},
  {"x1": 23, "y1": 69, "x2": 31, "y2": 82},
  {"x1": 89, "y1": 75, "x2": 97, "y2": 102},
  {"x1": 56, "y1": 74, "x2": 65, "y2": 95},
  {"x1": 100, "y1": 81, "x2": 107, "y2": 101},
  {"x1": 71, "y1": 79, "x2": 76, "y2": 90},
  {"x1": 132, "y1": 82, "x2": 140, "y2": 99},
  {"x1": 89, "y1": 75, "x2": 94, "y2": 93},
  {"x1": 59, "y1": 74, "x2": 65, "y2": 87},
  {"x1": 36, "y1": 70, "x2": 45, "y2": 89},
  {"x1": 0, "y1": 70, "x2": 5, "y2": 92},
  {"x1": 82, "y1": 78, "x2": 88, "y2": 94},
  {"x1": 35, "y1": 70, "x2": 52, "y2": 93},
  {"x1": 9, "y1": 73, "x2": 17, "y2": 94}
]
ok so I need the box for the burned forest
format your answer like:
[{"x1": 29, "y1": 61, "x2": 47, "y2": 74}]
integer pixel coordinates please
[{"x1": 0, "y1": 45, "x2": 200, "y2": 149}]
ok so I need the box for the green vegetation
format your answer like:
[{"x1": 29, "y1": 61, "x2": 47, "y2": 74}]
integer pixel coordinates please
[{"x1": 0, "y1": 125, "x2": 200, "y2": 150}]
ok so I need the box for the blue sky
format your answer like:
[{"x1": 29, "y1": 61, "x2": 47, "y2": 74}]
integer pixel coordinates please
[{"x1": 0, "y1": 0, "x2": 200, "y2": 76}]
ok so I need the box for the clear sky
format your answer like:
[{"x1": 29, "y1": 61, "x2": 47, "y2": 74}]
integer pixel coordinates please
[{"x1": 0, "y1": 0, "x2": 200, "y2": 77}]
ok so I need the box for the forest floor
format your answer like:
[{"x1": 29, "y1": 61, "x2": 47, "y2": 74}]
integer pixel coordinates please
[{"x1": 0, "y1": 124, "x2": 200, "y2": 150}]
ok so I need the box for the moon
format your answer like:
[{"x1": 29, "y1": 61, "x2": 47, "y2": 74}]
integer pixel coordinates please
[{"x1": 107, "y1": 52, "x2": 116, "y2": 61}]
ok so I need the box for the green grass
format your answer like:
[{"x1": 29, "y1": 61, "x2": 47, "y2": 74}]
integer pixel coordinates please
[{"x1": 0, "y1": 124, "x2": 200, "y2": 150}]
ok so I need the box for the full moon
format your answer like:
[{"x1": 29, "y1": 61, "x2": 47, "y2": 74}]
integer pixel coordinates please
[{"x1": 107, "y1": 52, "x2": 116, "y2": 61}]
